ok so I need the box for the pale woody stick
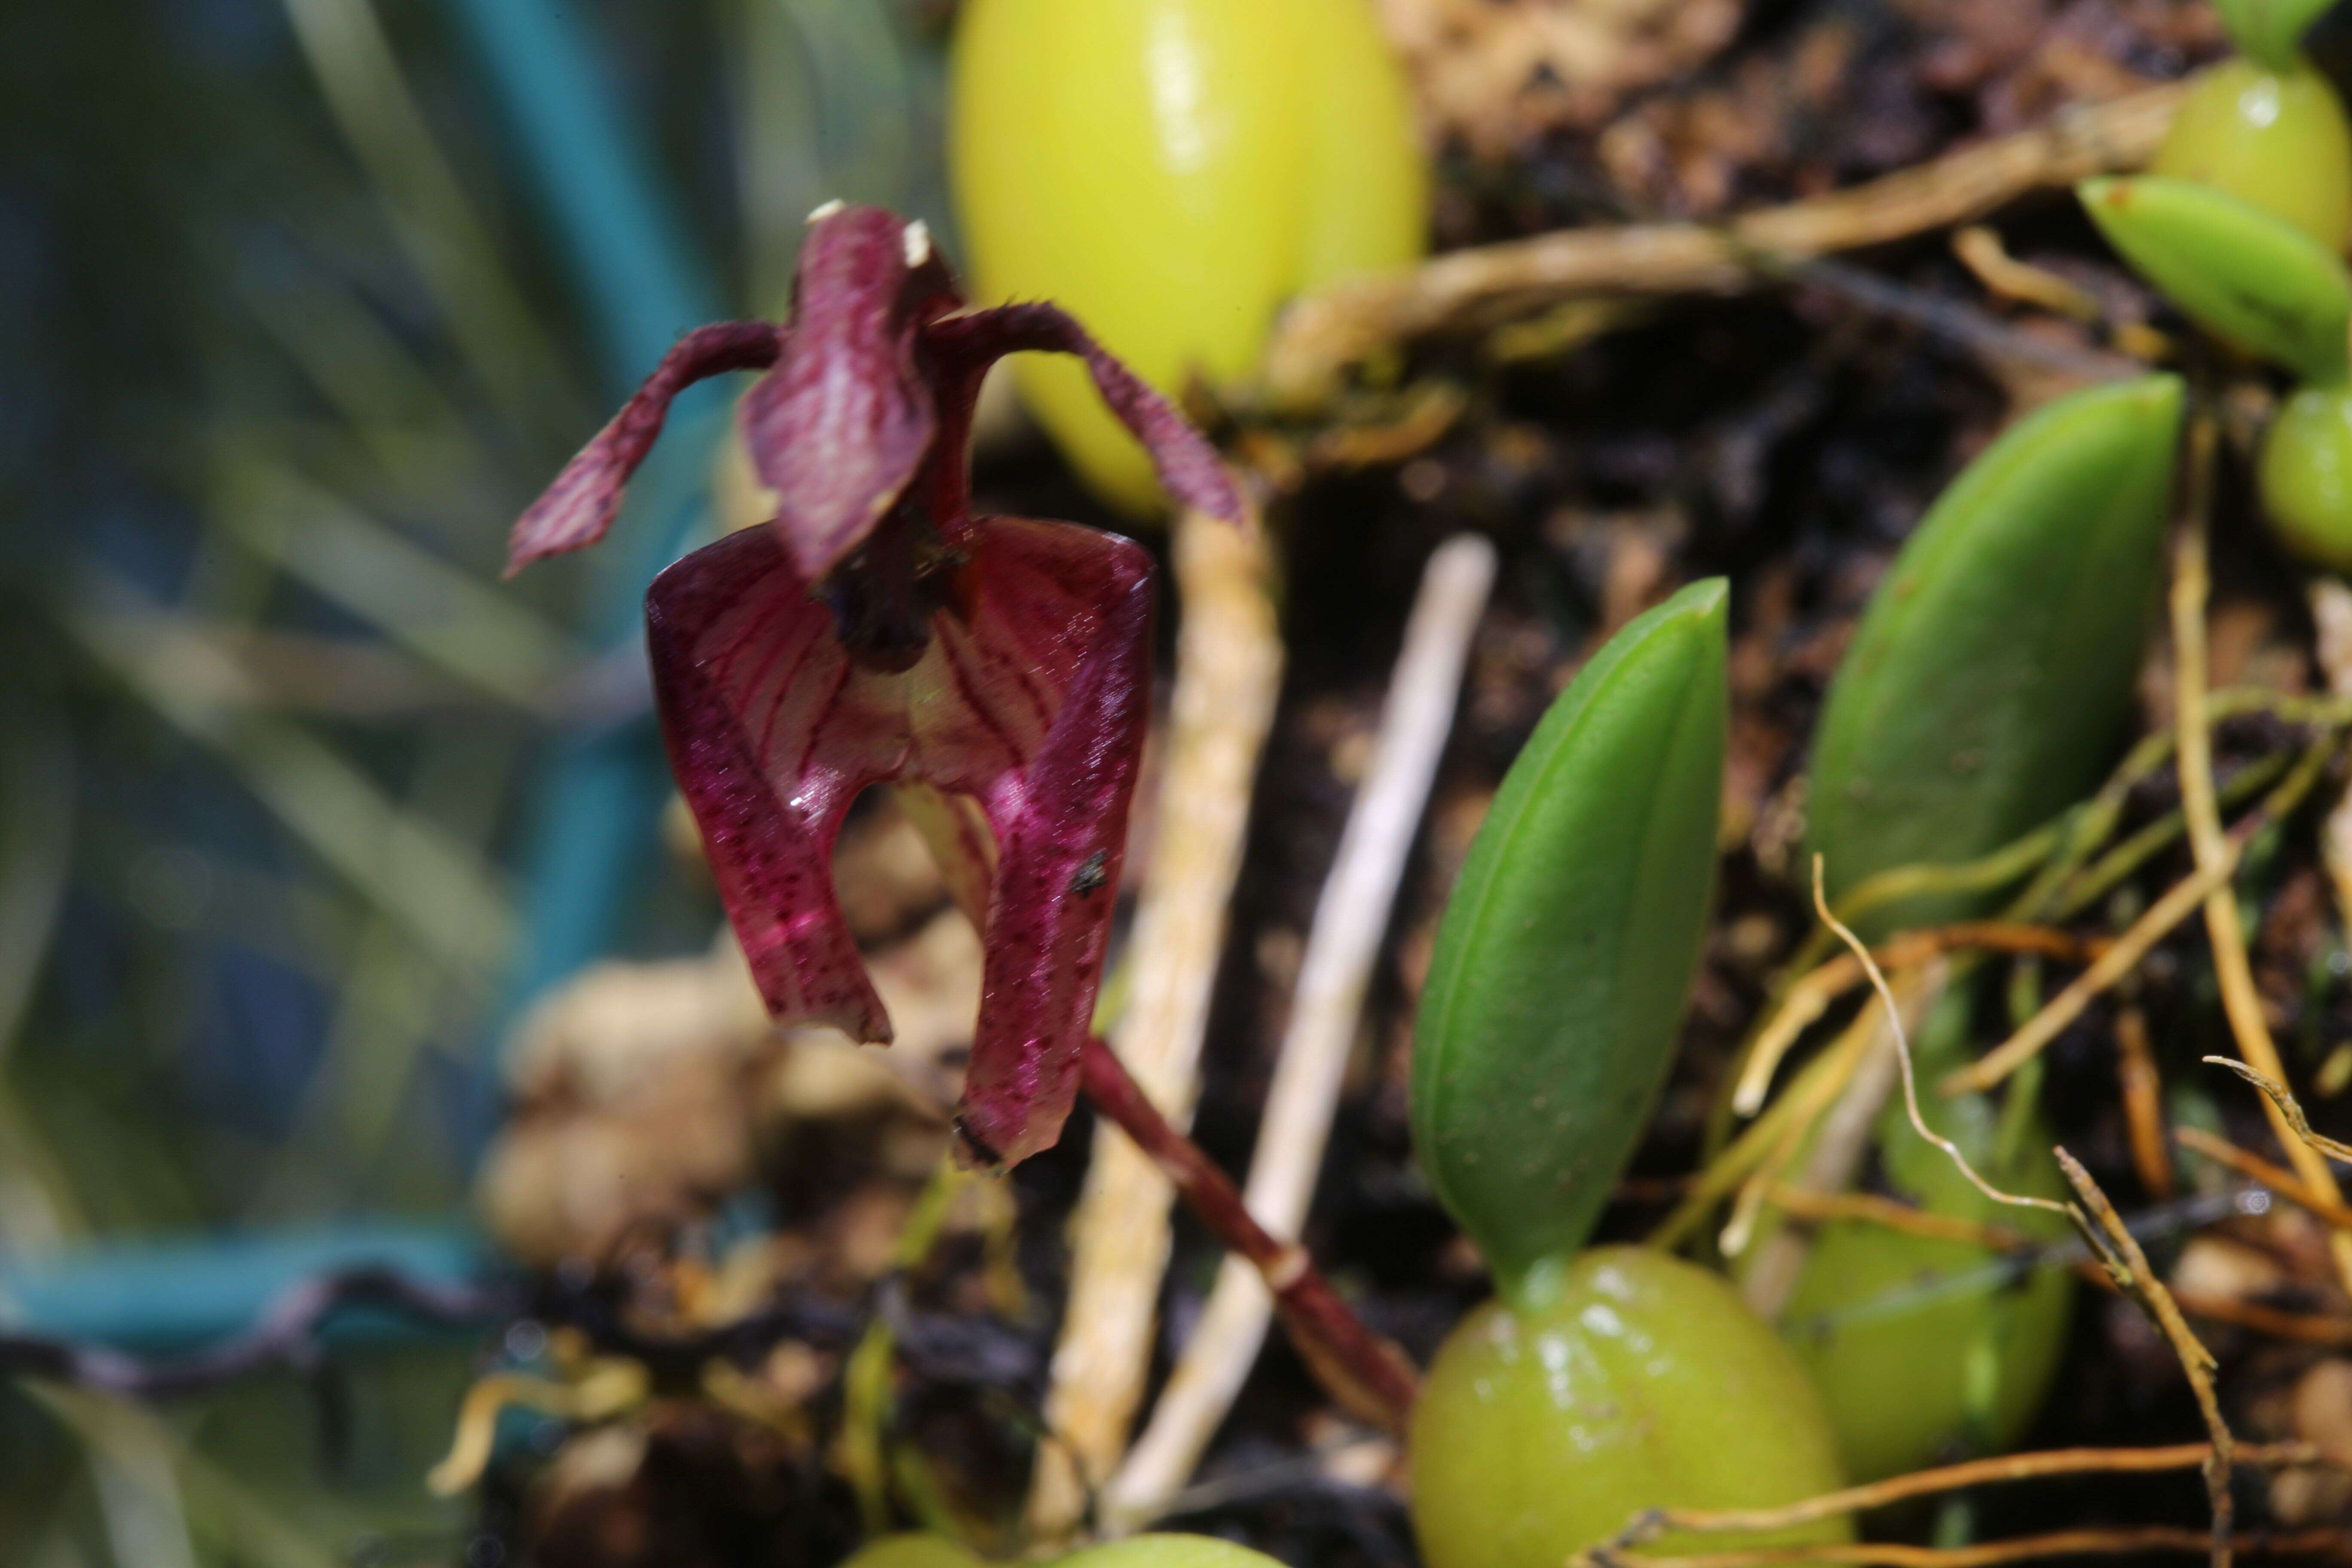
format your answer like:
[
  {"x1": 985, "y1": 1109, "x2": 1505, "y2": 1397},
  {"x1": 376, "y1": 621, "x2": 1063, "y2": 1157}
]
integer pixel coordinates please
[
  {"x1": 1027, "y1": 507, "x2": 1285, "y2": 1540},
  {"x1": 1103, "y1": 536, "x2": 1496, "y2": 1531}
]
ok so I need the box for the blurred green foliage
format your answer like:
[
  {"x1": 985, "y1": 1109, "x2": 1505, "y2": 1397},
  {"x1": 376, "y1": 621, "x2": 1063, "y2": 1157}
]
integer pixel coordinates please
[{"x1": 0, "y1": 0, "x2": 948, "y2": 1559}]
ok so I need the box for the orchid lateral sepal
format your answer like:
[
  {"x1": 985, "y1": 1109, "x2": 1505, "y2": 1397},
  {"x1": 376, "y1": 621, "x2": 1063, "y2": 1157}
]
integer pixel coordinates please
[{"x1": 506, "y1": 321, "x2": 781, "y2": 573}]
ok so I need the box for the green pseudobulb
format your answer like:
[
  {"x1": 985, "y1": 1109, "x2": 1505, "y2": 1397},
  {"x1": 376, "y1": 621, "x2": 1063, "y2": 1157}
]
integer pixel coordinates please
[
  {"x1": 1408, "y1": 584, "x2": 1850, "y2": 1568},
  {"x1": 2262, "y1": 383, "x2": 2352, "y2": 569},
  {"x1": 841, "y1": 1534, "x2": 1290, "y2": 1568},
  {"x1": 1743, "y1": 997, "x2": 2075, "y2": 1482},
  {"x1": 837, "y1": 1537, "x2": 989, "y2": 1568},
  {"x1": 2151, "y1": 58, "x2": 2352, "y2": 250},
  {"x1": 1057, "y1": 1537, "x2": 1289, "y2": 1568},
  {"x1": 1412, "y1": 1249, "x2": 1851, "y2": 1568},
  {"x1": 949, "y1": 0, "x2": 1425, "y2": 514}
]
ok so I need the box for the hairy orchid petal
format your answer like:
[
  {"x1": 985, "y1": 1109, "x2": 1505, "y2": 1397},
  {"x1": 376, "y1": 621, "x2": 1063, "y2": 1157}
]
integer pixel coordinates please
[
  {"x1": 747, "y1": 205, "x2": 965, "y2": 582},
  {"x1": 922, "y1": 302, "x2": 1244, "y2": 525},
  {"x1": 505, "y1": 321, "x2": 781, "y2": 575},
  {"x1": 643, "y1": 517, "x2": 1153, "y2": 1165},
  {"x1": 893, "y1": 782, "x2": 996, "y2": 931}
]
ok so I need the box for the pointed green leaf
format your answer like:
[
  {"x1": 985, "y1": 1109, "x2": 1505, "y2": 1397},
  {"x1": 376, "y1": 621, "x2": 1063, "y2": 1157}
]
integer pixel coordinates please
[
  {"x1": 2082, "y1": 176, "x2": 2352, "y2": 383},
  {"x1": 1808, "y1": 376, "x2": 2183, "y2": 934},
  {"x1": 1410, "y1": 579, "x2": 1728, "y2": 1293}
]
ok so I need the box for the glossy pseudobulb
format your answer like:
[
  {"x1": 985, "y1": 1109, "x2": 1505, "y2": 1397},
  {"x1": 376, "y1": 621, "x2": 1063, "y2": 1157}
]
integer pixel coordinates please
[
  {"x1": 838, "y1": 1537, "x2": 990, "y2": 1568},
  {"x1": 1745, "y1": 998, "x2": 2075, "y2": 1481},
  {"x1": 2262, "y1": 382, "x2": 2352, "y2": 570},
  {"x1": 2152, "y1": 58, "x2": 2352, "y2": 251},
  {"x1": 949, "y1": 0, "x2": 1425, "y2": 512},
  {"x1": 1057, "y1": 1536, "x2": 1289, "y2": 1568},
  {"x1": 1411, "y1": 1248, "x2": 1852, "y2": 1568}
]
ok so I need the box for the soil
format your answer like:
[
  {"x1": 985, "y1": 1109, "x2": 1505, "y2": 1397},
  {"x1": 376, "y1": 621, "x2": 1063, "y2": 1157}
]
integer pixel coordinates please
[{"x1": 507, "y1": 1, "x2": 2352, "y2": 1562}]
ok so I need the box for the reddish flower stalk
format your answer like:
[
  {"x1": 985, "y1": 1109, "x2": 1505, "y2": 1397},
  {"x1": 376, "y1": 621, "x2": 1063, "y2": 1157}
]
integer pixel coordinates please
[{"x1": 1078, "y1": 1036, "x2": 1421, "y2": 1433}]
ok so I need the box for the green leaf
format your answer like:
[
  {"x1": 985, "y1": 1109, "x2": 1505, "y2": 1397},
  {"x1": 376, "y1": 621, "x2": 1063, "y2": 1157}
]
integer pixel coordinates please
[
  {"x1": 2213, "y1": 0, "x2": 2337, "y2": 70},
  {"x1": 1808, "y1": 375, "x2": 2183, "y2": 934},
  {"x1": 1410, "y1": 579, "x2": 1728, "y2": 1295},
  {"x1": 2082, "y1": 176, "x2": 2352, "y2": 383}
]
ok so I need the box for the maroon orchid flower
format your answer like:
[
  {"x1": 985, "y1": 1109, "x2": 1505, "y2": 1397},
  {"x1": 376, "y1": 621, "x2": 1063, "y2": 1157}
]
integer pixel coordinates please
[{"x1": 505, "y1": 204, "x2": 1240, "y2": 1169}]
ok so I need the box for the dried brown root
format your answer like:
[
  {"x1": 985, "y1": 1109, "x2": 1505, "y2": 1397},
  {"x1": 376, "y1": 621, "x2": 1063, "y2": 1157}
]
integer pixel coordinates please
[
  {"x1": 1263, "y1": 84, "x2": 2184, "y2": 402},
  {"x1": 1587, "y1": 1440, "x2": 2329, "y2": 1563},
  {"x1": 2175, "y1": 1126, "x2": 2352, "y2": 1230},
  {"x1": 1585, "y1": 1526, "x2": 2351, "y2": 1568},
  {"x1": 2055, "y1": 1150, "x2": 2233, "y2": 1568},
  {"x1": 2116, "y1": 1006, "x2": 2174, "y2": 1198},
  {"x1": 2164, "y1": 423, "x2": 2352, "y2": 1299}
]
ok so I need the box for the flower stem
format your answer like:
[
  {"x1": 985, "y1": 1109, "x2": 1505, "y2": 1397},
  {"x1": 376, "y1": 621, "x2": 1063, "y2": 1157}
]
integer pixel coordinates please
[{"x1": 1076, "y1": 1036, "x2": 1419, "y2": 1433}]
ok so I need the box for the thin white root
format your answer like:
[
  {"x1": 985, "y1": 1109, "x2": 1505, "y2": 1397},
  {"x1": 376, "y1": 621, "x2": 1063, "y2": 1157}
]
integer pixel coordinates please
[
  {"x1": 1027, "y1": 507, "x2": 1285, "y2": 1541},
  {"x1": 1813, "y1": 859, "x2": 2072, "y2": 1222},
  {"x1": 1102, "y1": 536, "x2": 1497, "y2": 1532}
]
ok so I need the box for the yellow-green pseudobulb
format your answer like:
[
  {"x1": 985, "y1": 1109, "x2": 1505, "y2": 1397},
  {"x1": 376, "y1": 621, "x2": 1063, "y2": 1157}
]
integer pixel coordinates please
[
  {"x1": 837, "y1": 1536, "x2": 989, "y2": 1568},
  {"x1": 949, "y1": 0, "x2": 1425, "y2": 514},
  {"x1": 1745, "y1": 999, "x2": 2075, "y2": 1482},
  {"x1": 1057, "y1": 1537, "x2": 1290, "y2": 1568},
  {"x1": 2262, "y1": 383, "x2": 2352, "y2": 569},
  {"x1": 840, "y1": 1535, "x2": 1289, "y2": 1568},
  {"x1": 2151, "y1": 58, "x2": 2352, "y2": 251},
  {"x1": 1411, "y1": 1249, "x2": 1851, "y2": 1568}
]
